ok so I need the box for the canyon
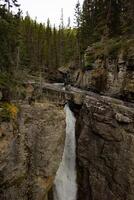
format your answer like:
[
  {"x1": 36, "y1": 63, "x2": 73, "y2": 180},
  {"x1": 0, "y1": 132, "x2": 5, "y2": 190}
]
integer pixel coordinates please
[{"x1": 0, "y1": 80, "x2": 134, "y2": 200}]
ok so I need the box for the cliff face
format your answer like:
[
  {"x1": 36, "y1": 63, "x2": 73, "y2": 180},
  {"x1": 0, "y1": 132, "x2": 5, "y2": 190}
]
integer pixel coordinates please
[
  {"x1": 0, "y1": 101, "x2": 65, "y2": 200},
  {"x1": 68, "y1": 39, "x2": 134, "y2": 103},
  {"x1": 76, "y1": 94, "x2": 134, "y2": 200},
  {"x1": 73, "y1": 40, "x2": 134, "y2": 200},
  {"x1": 74, "y1": 59, "x2": 134, "y2": 101}
]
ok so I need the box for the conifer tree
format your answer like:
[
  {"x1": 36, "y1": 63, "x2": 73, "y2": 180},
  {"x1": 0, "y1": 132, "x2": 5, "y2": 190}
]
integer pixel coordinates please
[
  {"x1": 0, "y1": 0, "x2": 20, "y2": 72},
  {"x1": 74, "y1": 0, "x2": 82, "y2": 65}
]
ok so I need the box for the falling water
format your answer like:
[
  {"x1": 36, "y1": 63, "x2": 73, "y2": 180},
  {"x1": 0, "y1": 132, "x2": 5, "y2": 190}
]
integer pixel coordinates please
[{"x1": 53, "y1": 104, "x2": 77, "y2": 200}]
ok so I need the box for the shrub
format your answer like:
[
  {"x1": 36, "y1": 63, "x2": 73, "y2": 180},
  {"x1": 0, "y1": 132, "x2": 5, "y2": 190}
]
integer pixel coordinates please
[{"x1": 0, "y1": 103, "x2": 19, "y2": 122}]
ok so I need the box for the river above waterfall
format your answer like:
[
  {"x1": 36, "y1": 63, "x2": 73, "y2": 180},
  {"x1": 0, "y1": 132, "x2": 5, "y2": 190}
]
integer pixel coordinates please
[{"x1": 53, "y1": 104, "x2": 77, "y2": 200}]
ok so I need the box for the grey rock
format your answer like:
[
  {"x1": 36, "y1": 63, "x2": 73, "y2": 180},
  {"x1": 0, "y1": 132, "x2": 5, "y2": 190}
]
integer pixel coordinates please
[
  {"x1": 0, "y1": 101, "x2": 65, "y2": 200},
  {"x1": 76, "y1": 94, "x2": 134, "y2": 200},
  {"x1": 69, "y1": 48, "x2": 134, "y2": 102},
  {"x1": 115, "y1": 113, "x2": 132, "y2": 123}
]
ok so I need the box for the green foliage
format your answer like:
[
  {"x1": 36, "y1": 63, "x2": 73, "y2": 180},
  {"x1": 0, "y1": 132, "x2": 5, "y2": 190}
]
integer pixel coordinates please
[
  {"x1": 84, "y1": 38, "x2": 134, "y2": 69},
  {"x1": 84, "y1": 53, "x2": 94, "y2": 67},
  {"x1": 94, "y1": 39, "x2": 122, "y2": 58},
  {"x1": 19, "y1": 14, "x2": 78, "y2": 73},
  {"x1": 84, "y1": 38, "x2": 123, "y2": 66},
  {"x1": 0, "y1": 0, "x2": 78, "y2": 81},
  {"x1": 78, "y1": 0, "x2": 134, "y2": 54},
  {"x1": 0, "y1": 4, "x2": 20, "y2": 72},
  {"x1": 121, "y1": 39, "x2": 134, "y2": 56},
  {"x1": 0, "y1": 72, "x2": 15, "y2": 88},
  {"x1": 0, "y1": 72, "x2": 27, "y2": 100}
]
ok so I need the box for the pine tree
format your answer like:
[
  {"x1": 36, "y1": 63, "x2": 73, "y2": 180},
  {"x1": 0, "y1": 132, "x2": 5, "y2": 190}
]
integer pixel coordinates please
[
  {"x1": 80, "y1": 0, "x2": 94, "y2": 51},
  {"x1": 80, "y1": 0, "x2": 124, "y2": 44},
  {"x1": 74, "y1": 0, "x2": 82, "y2": 66},
  {"x1": 0, "y1": 0, "x2": 21, "y2": 72}
]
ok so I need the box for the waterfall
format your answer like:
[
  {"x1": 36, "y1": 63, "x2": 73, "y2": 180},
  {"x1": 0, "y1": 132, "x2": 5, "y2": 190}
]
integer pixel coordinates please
[{"x1": 53, "y1": 104, "x2": 77, "y2": 200}]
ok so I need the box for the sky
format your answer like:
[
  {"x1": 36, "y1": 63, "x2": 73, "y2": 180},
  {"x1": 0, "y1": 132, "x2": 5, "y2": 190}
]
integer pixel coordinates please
[{"x1": 18, "y1": 0, "x2": 84, "y2": 27}]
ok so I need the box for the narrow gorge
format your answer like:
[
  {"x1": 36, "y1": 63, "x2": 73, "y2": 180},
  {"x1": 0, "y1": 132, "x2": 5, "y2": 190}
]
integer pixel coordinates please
[{"x1": 0, "y1": 81, "x2": 134, "y2": 200}]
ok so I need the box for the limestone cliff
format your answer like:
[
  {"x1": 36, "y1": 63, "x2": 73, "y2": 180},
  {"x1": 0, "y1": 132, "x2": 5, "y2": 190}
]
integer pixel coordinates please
[
  {"x1": 76, "y1": 94, "x2": 134, "y2": 200},
  {"x1": 70, "y1": 39, "x2": 134, "y2": 199},
  {"x1": 0, "y1": 101, "x2": 65, "y2": 200},
  {"x1": 63, "y1": 39, "x2": 134, "y2": 103}
]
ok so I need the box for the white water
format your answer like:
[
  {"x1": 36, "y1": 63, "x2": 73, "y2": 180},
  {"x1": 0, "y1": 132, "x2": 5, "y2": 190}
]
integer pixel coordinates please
[{"x1": 53, "y1": 104, "x2": 77, "y2": 200}]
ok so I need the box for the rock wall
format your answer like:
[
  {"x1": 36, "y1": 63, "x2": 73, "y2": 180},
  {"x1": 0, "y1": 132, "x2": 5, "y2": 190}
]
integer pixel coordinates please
[
  {"x1": 0, "y1": 78, "x2": 134, "y2": 200},
  {"x1": 0, "y1": 101, "x2": 65, "y2": 200},
  {"x1": 66, "y1": 40, "x2": 134, "y2": 103},
  {"x1": 73, "y1": 57, "x2": 134, "y2": 102},
  {"x1": 76, "y1": 94, "x2": 134, "y2": 200}
]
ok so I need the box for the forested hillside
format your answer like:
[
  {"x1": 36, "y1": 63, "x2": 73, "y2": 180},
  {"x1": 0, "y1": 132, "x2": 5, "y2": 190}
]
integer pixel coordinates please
[
  {"x1": 76, "y1": 0, "x2": 134, "y2": 52},
  {"x1": 68, "y1": 0, "x2": 133, "y2": 102},
  {"x1": 0, "y1": 0, "x2": 78, "y2": 83}
]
